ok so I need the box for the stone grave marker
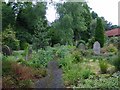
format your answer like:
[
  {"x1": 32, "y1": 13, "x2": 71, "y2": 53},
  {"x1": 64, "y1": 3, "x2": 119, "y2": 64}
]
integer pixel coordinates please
[
  {"x1": 93, "y1": 41, "x2": 101, "y2": 55},
  {"x1": 2, "y1": 45, "x2": 12, "y2": 56},
  {"x1": 25, "y1": 47, "x2": 32, "y2": 61},
  {"x1": 78, "y1": 43, "x2": 86, "y2": 50}
]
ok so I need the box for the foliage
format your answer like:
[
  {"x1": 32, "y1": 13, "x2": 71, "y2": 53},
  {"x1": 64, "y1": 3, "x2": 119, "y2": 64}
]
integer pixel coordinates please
[
  {"x1": 2, "y1": 56, "x2": 47, "y2": 88},
  {"x1": 2, "y1": 2, "x2": 15, "y2": 30},
  {"x1": 77, "y1": 75, "x2": 119, "y2": 88},
  {"x1": 16, "y1": 29, "x2": 32, "y2": 46},
  {"x1": 95, "y1": 17, "x2": 105, "y2": 47},
  {"x1": 55, "y1": 2, "x2": 91, "y2": 45},
  {"x1": 99, "y1": 60, "x2": 108, "y2": 73},
  {"x1": 107, "y1": 37, "x2": 119, "y2": 46},
  {"x1": 20, "y1": 41, "x2": 29, "y2": 50},
  {"x1": 72, "y1": 50, "x2": 83, "y2": 63},
  {"x1": 2, "y1": 25, "x2": 20, "y2": 50},
  {"x1": 48, "y1": 26, "x2": 61, "y2": 46},
  {"x1": 32, "y1": 18, "x2": 49, "y2": 51},
  {"x1": 111, "y1": 55, "x2": 120, "y2": 71},
  {"x1": 16, "y1": 2, "x2": 47, "y2": 35},
  {"x1": 63, "y1": 64, "x2": 81, "y2": 86},
  {"x1": 107, "y1": 44, "x2": 118, "y2": 54},
  {"x1": 29, "y1": 48, "x2": 54, "y2": 68},
  {"x1": 80, "y1": 49, "x2": 94, "y2": 57},
  {"x1": 87, "y1": 36, "x2": 95, "y2": 49},
  {"x1": 18, "y1": 79, "x2": 33, "y2": 88},
  {"x1": 80, "y1": 68, "x2": 92, "y2": 79}
]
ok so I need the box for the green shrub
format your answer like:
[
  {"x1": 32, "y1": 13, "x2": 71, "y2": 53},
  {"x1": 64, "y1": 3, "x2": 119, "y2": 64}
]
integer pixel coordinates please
[
  {"x1": 19, "y1": 80, "x2": 33, "y2": 88},
  {"x1": 77, "y1": 76, "x2": 119, "y2": 88},
  {"x1": 111, "y1": 55, "x2": 120, "y2": 71},
  {"x1": 29, "y1": 47, "x2": 55, "y2": 68},
  {"x1": 20, "y1": 41, "x2": 29, "y2": 50},
  {"x1": 2, "y1": 25, "x2": 20, "y2": 50},
  {"x1": 63, "y1": 64, "x2": 81, "y2": 85},
  {"x1": 108, "y1": 37, "x2": 119, "y2": 46},
  {"x1": 80, "y1": 69, "x2": 92, "y2": 79},
  {"x1": 99, "y1": 60, "x2": 108, "y2": 73},
  {"x1": 107, "y1": 44, "x2": 118, "y2": 54},
  {"x1": 81, "y1": 49, "x2": 93, "y2": 57},
  {"x1": 87, "y1": 37, "x2": 95, "y2": 49},
  {"x1": 17, "y1": 58, "x2": 29, "y2": 66},
  {"x1": 72, "y1": 50, "x2": 83, "y2": 63},
  {"x1": 2, "y1": 59, "x2": 14, "y2": 76}
]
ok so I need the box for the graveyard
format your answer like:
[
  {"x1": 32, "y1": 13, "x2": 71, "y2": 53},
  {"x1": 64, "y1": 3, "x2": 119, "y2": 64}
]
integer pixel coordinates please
[{"x1": 1, "y1": 1, "x2": 120, "y2": 89}]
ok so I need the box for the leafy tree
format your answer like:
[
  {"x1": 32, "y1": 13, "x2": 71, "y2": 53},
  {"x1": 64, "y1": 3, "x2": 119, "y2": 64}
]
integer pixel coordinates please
[
  {"x1": 16, "y1": 2, "x2": 47, "y2": 35},
  {"x1": 32, "y1": 18, "x2": 49, "y2": 51},
  {"x1": 55, "y1": 2, "x2": 88, "y2": 45},
  {"x1": 91, "y1": 11, "x2": 98, "y2": 19},
  {"x1": 2, "y1": 2, "x2": 15, "y2": 30},
  {"x1": 80, "y1": 3, "x2": 92, "y2": 42},
  {"x1": 48, "y1": 23, "x2": 61, "y2": 46},
  {"x1": 95, "y1": 18, "x2": 105, "y2": 47},
  {"x1": 2, "y1": 25, "x2": 20, "y2": 50},
  {"x1": 89, "y1": 19, "x2": 97, "y2": 36}
]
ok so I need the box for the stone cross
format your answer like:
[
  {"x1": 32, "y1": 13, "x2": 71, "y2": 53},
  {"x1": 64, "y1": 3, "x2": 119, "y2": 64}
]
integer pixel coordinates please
[{"x1": 93, "y1": 41, "x2": 101, "y2": 55}]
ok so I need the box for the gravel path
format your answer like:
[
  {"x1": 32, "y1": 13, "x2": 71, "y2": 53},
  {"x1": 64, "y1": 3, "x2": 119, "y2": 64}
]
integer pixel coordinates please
[{"x1": 35, "y1": 60, "x2": 64, "y2": 88}]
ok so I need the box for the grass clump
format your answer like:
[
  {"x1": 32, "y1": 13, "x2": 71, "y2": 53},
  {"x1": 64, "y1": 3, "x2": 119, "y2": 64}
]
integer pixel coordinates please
[{"x1": 99, "y1": 60, "x2": 108, "y2": 74}]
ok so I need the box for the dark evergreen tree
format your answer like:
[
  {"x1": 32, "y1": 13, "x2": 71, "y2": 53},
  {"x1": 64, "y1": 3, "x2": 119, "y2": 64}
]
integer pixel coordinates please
[{"x1": 95, "y1": 18, "x2": 105, "y2": 47}]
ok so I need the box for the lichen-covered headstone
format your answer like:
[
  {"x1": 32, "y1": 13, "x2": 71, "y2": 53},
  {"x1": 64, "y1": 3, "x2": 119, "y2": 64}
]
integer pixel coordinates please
[
  {"x1": 93, "y1": 41, "x2": 101, "y2": 55},
  {"x1": 2, "y1": 45, "x2": 12, "y2": 56},
  {"x1": 78, "y1": 43, "x2": 86, "y2": 50}
]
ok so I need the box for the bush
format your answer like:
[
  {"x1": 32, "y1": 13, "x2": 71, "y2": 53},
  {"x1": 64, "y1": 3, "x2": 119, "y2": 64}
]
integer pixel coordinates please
[
  {"x1": 99, "y1": 60, "x2": 108, "y2": 73},
  {"x1": 107, "y1": 44, "x2": 118, "y2": 54},
  {"x1": 80, "y1": 69, "x2": 92, "y2": 79},
  {"x1": 77, "y1": 76, "x2": 119, "y2": 88},
  {"x1": 72, "y1": 50, "x2": 82, "y2": 63},
  {"x1": 20, "y1": 41, "x2": 29, "y2": 50},
  {"x1": 19, "y1": 79, "x2": 33, "y2": 88},
  {"x1": 63, "y1": 64, "x2": 81, "y2": 86},
  {"x1": 111, "y1": 55, "x2": 120, "y2": 71},
  {"x1": 107, "y1": 37, "x2": 119, "y2": 46},
  {"x1": 87, "y1": 37, "x2": 95, "y2": 49},
  {"x1": 2, "y1": 25, "x2": 20, "y2": 50},
  {"x1": 81, "y1": 49, "x2": 93, "y2": 57}
]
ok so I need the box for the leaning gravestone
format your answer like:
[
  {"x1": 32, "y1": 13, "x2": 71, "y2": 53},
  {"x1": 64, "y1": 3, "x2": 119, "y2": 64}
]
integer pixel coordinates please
[
  {"x1": 2, "y1": 45, "x2": 12, "y2": 56},
  {"x1": 93, "y1": 41, "x2": 101, "y2": 55}
]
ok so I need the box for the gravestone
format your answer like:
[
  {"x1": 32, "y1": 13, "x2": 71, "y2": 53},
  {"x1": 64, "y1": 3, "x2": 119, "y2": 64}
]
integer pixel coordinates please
[
  {"x1": 78, "y1": 43, "x2": 86, "y2": 50},
  {"x1": 28, "y1": 47, "x2": 32, "y2": 60},
  {"x1": 25, "y1": 47, "x2": 32, "y2": 61},
  {"x1": 2, "y1": 45, "x2": 12, "y2": 56},
  {"x1": 93, "y1": 41, "x2": 101, "y2": 55}
]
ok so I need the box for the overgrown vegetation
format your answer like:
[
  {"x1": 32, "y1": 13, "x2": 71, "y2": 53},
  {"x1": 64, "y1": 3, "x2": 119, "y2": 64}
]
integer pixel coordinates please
[{"x1": 2, "y1": 0, "x2": 119, "y2": 89}]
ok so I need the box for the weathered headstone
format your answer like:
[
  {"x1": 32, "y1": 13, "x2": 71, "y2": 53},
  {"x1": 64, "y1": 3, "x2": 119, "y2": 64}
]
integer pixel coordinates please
[
  {"x1": 28, "y1": 47, "x2": 32, "y2": 60},
  {"x1": 25, "y1": 47, "x2": 32, "y2": 61},
  {"x1": 2, "y1": 45, "x2": 12, "y2": 56},
  {"x1": 93, "y1": 41, "x2": 101, "y2": 55},
  {"x1": 78, "y1": 43, "x2": 86, "y2": 50}
]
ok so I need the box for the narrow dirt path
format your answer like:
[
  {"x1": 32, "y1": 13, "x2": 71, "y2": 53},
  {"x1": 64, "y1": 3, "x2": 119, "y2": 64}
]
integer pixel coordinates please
[{"x1": 35, "y1": 60, "x2": 64, "y2": 88}]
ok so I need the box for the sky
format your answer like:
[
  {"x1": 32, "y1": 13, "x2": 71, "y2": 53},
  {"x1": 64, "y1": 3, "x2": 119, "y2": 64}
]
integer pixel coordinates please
[{"x1": 46, "y1": 0, "x2": 119, "y2": 25}]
